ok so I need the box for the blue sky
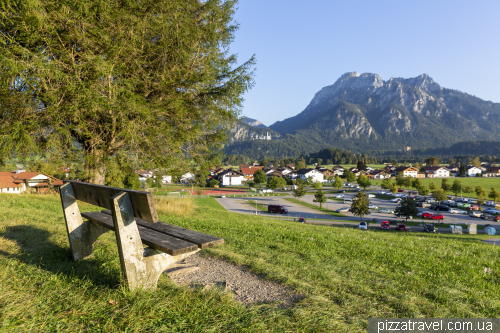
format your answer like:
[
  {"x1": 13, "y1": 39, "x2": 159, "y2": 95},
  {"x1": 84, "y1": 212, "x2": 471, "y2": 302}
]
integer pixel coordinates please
[{"x1": 230, "y1": 0, "x2": 500, "y2": 126}]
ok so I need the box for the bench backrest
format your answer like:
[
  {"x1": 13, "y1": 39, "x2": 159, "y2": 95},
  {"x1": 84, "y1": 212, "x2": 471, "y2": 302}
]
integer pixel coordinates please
[{"x1": 63, "y1": 180, "x2": 159, "y2": 223}]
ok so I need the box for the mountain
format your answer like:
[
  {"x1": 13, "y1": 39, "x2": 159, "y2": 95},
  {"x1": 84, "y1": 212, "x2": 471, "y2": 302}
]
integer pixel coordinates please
[
  {"x1": 225, "y1": 71, "x2": 500, "y2": 158},
  {"x1": 227, "y1": 118, "x2": 280, "y2": 144},
  {"x1": 242, "y1": 117, "x2": 267, "y2": 128}
]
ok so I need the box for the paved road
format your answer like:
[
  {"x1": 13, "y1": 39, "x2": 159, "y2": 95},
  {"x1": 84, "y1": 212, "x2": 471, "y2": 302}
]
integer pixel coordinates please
[{"x1": 216, "y1": 187, "x2": 500, "y2": 229}]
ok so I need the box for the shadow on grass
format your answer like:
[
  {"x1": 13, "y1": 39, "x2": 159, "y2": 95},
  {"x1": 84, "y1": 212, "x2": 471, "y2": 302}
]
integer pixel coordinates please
[{"x1": 0, "y1": 225, "x2": 122, "y2": 288}]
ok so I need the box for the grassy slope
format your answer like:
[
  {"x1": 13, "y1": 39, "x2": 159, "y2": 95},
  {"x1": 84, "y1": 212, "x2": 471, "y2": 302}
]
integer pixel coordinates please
[{"x1": 1, "y1": 194, "x2": 500, "y2": 332}]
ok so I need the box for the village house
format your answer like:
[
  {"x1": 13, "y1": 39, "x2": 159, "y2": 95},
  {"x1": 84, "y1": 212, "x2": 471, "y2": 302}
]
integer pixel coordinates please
[
  {"x1": 239, "y1": 166, "x2": 264, "y2": 182},
  {"x1": 424, "y1": 166, "x2": 451, "y2": 178},
  {"x1": 217, "y1": 169, "x2": 245, "y2": 186},
  {"x1": 466, "y1": 166, "x2": 482, "y2": 177},
  {"x1": 332, "y1": 165, "x2": 345, "y2": 174},
  {"x1": 483, "y1": 167, "x2": 500, "y2": 177},
  {"x1": 394, "y1": 166, "x2": 419, "y2": 178},
  {"x1": 0, "y1": 171, "x2": 63, "y2": 193},
  {"x1": 296, "y1": 168, "x2": 324, "y2": 183},
  {"x1": 417, "y1": 171, "x2": 426, "y2": 179},
  {"x1": 179, "y1": 172, "x2": 195, "y2": 184},
  {"x1": 370, "y1": 170, "x2": 391, "y2": 179}
]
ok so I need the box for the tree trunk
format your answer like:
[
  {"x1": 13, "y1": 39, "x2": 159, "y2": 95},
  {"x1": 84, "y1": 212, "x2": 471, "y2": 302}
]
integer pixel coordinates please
[{"x1": 84, "y1": 150, "x2": 107, "y2": 185}]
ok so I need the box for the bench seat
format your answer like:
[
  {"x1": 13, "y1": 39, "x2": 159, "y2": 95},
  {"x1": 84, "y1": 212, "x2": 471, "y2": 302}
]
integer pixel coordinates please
[
  {"x1": 100, "y1": 210, "x2": 224, "y2": 249},
  {"x1": 81, "y1": 211, "x2": 199, "y2": 256}
]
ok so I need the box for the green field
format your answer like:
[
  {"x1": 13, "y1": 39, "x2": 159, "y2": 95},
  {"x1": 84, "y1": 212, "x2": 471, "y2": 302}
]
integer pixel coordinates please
[{"x1": 1, "y1": 194, "x2": 500, "y2": 332}]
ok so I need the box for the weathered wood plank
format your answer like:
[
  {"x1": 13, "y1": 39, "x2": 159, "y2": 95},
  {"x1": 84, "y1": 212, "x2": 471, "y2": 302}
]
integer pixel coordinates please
[
  {"x1": 65, "y1": 181, "x2": 158, "y2": 223},
  {"x1": 101, "y1": 210, "x2": 224, "y2": 249},
  {"x1": 81, "y1": 211, "x2": 198, "y2": 256}
]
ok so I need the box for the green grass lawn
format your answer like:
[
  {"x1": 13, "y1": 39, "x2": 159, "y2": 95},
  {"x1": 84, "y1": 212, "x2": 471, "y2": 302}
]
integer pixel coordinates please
[
  {"x1": 1, "y1": 194, "x2": 500, "y2": 332},
  {"x1": 244, "y1": 200, "x2": 269, "y2": 212},
  {"x1": 285, "y1": 198, "x2": 347, "y2": 218}
]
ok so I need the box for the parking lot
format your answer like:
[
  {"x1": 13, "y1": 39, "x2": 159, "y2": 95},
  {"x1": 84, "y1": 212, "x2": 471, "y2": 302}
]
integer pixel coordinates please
[{"x1": 216, "y1": 185, "x2": 500, "y2": 230}]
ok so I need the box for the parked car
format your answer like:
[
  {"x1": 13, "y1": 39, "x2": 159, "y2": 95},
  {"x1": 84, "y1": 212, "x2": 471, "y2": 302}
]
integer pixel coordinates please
[
  {"x1": 368, "y1": 194, "x2": 375, "y2": 198},
  {"x1": 398, "y1": 189, "x2": 404, "y2": 192},
  {"x1": 480, "y1": 214, "x2": 494, "y2": 220},
  {"x1": 268, "y1": 205, "x2": 288, "y2": 214},
  {"x1": 297, "y1": 217, "x2": 306, "y2": 223},
  {"x1": 396, "y1": 223, "x2": 407, "y2": 231},
  {"x1": 432, "y1": 205, "x2": 449, "y2": 211},
  {"x1": 379, "y1": 208, "x2": 395, "y2": 214},
  {"x1": 221, "y1": 195, "x2": 226, "y2": 198},
  {"x1": 339, "y1": 190, "x2": 346, "y2": 193},
  {"x1": 459, "y1": 203, "x2": 471, "y2": 208},
  {"x1": 494, "y1": 216, "x2": 500, "y2": 222},
  {"x1": 378, "y1": 191, "x2": 386, "y2": 194},
  {"x1": 358, "y1": 221, "x2": 368, "y2": 230},
  {"x1": 422, "y1": 212, "x2": 434, "y2": 218},
  {"x1": 354, "y1": 188, "x2": 362, "y2": 192},
  {"x1": 469, "y1": 211, "x2": 482, "y2": 218},
  {"x1": 262, "y1": 188, "x2": 273, "y2": 193},
  {"x1": 448, "y1": 202, "x2": 458, "y2": 207},
  {"x1": 381, "y1": 221, "x2": 390, "y2": 230},
  {"x1": 417, "y1": 211, "x2": 432, "y2": 217},
  {"x1": 368, "y1": 205, "x2": 379, "y2": 210},
  {"x1": 467, "y1": 205, "x2": 479, "y2": 211},
  {"x1": 485, "y1": 201, "x2": 496, "y2": 206},
  {"x1": 429, "y1": 214, "x2": 444, "y2": 220},
  {"x1": 449, "y1": 208, "x2": 467, "y2": 214},
  {"x1": 424, "y1": 224, "x2": 436, "y2": 233},
  {"x1": 394, "y1": 213, "x2": 413, "y2": 219},
  {"x1": 336, "y1": 207, "x2": 350, "y2": 213},
  {"x1": 391, "y1": 198, "x2": 402, "y2": 203},
  {"x1": 335, "y1": 194, "x2": 345, "y2": 198}
]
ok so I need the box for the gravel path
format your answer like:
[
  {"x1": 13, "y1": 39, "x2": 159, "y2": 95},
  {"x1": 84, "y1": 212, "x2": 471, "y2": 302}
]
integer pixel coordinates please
[{"x1": 164, "y1": 253, "x2": 302, "y2": 305}]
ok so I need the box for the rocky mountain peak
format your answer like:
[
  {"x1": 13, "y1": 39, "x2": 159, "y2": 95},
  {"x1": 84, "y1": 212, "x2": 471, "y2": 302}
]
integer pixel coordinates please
[{"x1": 242, "y1": 117, "x2": 267, "y2": 128}]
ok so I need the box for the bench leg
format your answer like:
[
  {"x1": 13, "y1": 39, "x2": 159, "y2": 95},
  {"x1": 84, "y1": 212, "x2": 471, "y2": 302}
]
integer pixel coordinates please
[
  {"x1": 110, "y1": 191, "x2": 199, "y2": 290},
  {"x1": 60, "y1": 183, "x2": 109, "y2": 261}
]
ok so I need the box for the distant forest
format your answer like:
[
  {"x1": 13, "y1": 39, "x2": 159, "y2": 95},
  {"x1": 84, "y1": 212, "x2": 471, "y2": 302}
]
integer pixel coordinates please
[{"x1": 224, "y1": 140, "x2": 500, "y2": 166}]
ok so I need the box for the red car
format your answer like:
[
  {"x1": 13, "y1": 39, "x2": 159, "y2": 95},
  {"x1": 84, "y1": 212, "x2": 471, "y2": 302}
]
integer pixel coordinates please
[
  {"x1": 493, "y1": 216, "x2": 500, "y2": 222},
  {"x1": 381, "y1": 221, "x2": 390, "y2": 230},
  {"x1": 467, "y1": 205, "x2": 479, "y2": 211},
  {"x1": 396, "y1": 223, "x2": 407, "y2": 231},
  {"x1": 422, "y1": 212, "x2": 434, "y2": 218},
  {"x1": 429, "y1": 214, "x2": 444, "y2": 220},
  {"x1": 398, "y1": 189, "x2": 404, "y2": 192}
]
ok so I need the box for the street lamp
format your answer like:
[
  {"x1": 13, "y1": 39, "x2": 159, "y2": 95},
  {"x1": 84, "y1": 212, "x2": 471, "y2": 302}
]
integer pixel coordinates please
[{"x1": 460, "y1": 182, "x2": 462, "y2": 199}]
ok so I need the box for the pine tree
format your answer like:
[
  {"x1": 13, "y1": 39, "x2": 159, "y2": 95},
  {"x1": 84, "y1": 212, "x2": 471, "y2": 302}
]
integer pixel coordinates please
[{"x1": 0, "y1": 0, "x2": 255, "y2": 184}]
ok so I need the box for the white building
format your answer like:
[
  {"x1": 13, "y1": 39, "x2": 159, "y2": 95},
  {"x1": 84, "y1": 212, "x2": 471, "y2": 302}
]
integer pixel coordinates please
[
  {"x1": 425, "y1": 166, "x2": 451, "y2": 178},
  {"x1": 179, "y1": 172, "x2": 195, "y2": 184},
  {"x1": 296, "y1": 168, "x2": 324, "y2": 183},
  {"x1": 466, "y1": 166, "x2": 482, "y2": 177},
  {"x1": 218, "y1": 170, "x2": 245, "y2": 186}
]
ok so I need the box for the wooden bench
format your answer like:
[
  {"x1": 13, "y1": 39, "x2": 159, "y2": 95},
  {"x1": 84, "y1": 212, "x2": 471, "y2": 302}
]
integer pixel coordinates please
[{"x1": 59, "y1": 181, "x2": 223, "y2": 290}]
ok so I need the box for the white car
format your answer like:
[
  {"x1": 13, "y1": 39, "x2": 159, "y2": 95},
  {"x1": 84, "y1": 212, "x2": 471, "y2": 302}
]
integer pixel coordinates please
[
  {"x1": 391, "y1": 198, "x2": 402, "y2": 203},
  {"x1": 336, "y1": 207, "x2": 350, "y2": 213},
  {"x1": 449, "y1": 208, "x2": 467, "y2": 214},
  {"x1": 221, "y1": 195, "x2": 226, "y2": 198},
  {"x1": 379, "y1": 208, "x2": 395, "y2": 214},
  {"x1": 395, "y1": 214, "x2": 413, "y2": 219},
  {"x1": 393, "y1": 193, "x2": 404, "y2": 198},
  {"x1": 469, "y1": 211, "x2": 481, "y2": 218},
  {"x1": 368, "y1": 194, "x2": 375, "y2": 198},
  {"x1": 485, "y1": 201, "x2": 496, "y2": 206},
  {"x1": 358, "y1": 221, "x2": 368, "y2": 230},
  {"x1": 335, "y1": 194, "x2": 345, "y2": 198},
  {"x1": 368, "y1": 205, "x2": 378, "y2": 210},
  {"x1": 378, "y1": 191, "x2": 386, "y2": 194}
]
